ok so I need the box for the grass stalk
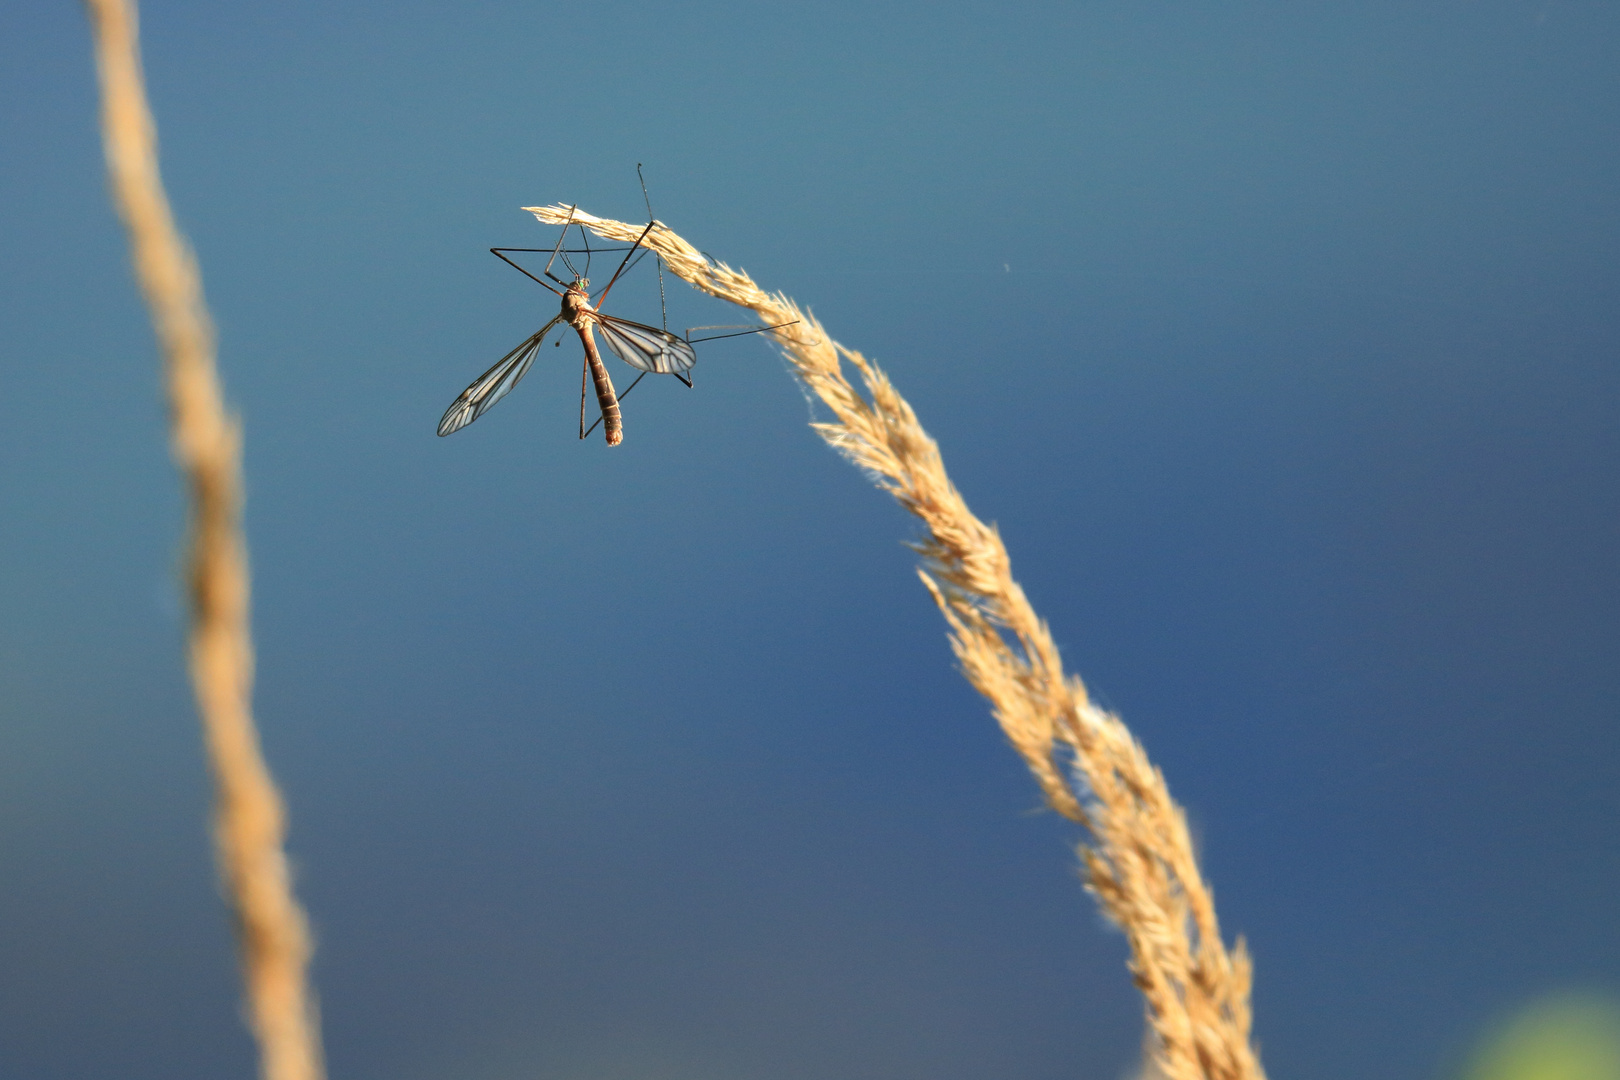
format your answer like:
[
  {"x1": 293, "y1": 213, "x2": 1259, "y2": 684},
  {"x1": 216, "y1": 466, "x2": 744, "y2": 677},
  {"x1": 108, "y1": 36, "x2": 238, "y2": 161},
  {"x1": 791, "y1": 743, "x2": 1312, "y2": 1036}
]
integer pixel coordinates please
[
  {"x1": 528, "y1": 204, "x2": 1266, "y2": 1080},
  {"x1": 82, "y1": 3, "x2": 324, "y2": 1079}
]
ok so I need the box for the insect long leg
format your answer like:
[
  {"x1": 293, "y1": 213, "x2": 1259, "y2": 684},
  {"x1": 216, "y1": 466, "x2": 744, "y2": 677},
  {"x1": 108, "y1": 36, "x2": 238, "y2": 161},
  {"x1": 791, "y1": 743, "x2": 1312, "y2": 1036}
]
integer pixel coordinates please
[
  {"x1": 686, "y1": 320, "x2": 799, "y2": 344},
  {"x1": 543, "y1": 205, "x2": 578, "y2": 283},
  {"x1": 559, "y1": 227, "x2": 587, "y2": 281},
  {"x1": 619, "y1": 246, "x2": 654, "y2": 279},
  {"x1": 491, "y1": 249, "x2": 565, "y2": 296},
  {"x1": 638, "y1": 165, "x2": 654, "y2": 219},
  {"x1": 559, "y1": 226, "x2": 589, "y2": 281},
  {"x1": 490, "y1": 246, "x2": 649, "y2": 294},
  {"x1": 592, "y1": 219, "x2": 658, "y2": 309},
  {"x1": 578, "y1": 352, "x2": 590, "y2": 440},
  {"x1": 638, "y1": 165, "x2": 670, "y2": 334}
]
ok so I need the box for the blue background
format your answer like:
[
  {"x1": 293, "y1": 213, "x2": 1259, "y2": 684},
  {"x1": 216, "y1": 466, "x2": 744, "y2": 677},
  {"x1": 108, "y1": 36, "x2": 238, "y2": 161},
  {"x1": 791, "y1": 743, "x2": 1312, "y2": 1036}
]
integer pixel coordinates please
[{"x1": 2, "y1": 2, "x2": 1618, "y2": 1078}]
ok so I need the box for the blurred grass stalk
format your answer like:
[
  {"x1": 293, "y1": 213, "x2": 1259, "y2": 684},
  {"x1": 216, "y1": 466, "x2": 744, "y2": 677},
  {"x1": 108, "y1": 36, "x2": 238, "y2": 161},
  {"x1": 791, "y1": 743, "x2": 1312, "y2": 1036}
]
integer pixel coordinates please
[
  {"x1": 82, "y1": 2, "x2": 324, "y2": 1079},
  {"x1": 532, "y1": 204, "x2": 1267, "y2": 1080}
]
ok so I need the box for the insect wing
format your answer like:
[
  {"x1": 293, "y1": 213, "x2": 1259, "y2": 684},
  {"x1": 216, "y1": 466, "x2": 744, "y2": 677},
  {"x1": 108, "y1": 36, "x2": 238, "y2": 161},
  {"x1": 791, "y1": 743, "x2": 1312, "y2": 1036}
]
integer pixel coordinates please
[
  {"x1": 437, "y1": 318, "x2": 559, "y2": 436},
  {"x1": 595, "y1": 313, "x2": 697, "y2": 376}
]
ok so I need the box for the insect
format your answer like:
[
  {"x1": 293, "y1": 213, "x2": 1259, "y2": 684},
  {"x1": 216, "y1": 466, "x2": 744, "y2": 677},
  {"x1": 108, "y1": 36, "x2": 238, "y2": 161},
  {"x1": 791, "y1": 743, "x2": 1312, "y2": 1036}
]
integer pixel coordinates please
[
  {"x1": 437, "y1": 206, "x2": 695, "y2": 445},
  {"x1": 437, "y1": 179, "x2": 790, "y2": 445}
]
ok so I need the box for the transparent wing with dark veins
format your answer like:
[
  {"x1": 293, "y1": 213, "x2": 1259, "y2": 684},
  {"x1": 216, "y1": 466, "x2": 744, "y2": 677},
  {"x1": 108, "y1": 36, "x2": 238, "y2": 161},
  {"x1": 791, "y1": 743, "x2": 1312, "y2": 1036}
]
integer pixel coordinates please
[
  {"x1": 594, "y1": 313, "x2": 698, "y2": 376},
  {"x1": 437, "y1": 317, "x2": 561, "y2": 436}
]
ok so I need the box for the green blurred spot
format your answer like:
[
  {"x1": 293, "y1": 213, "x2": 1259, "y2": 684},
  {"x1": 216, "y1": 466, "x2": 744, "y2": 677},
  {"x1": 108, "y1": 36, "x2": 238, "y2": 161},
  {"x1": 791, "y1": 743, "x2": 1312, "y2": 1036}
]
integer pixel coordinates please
[{"x1": 1463, "y1": 994, "x2": 1620, "y2": 1080}]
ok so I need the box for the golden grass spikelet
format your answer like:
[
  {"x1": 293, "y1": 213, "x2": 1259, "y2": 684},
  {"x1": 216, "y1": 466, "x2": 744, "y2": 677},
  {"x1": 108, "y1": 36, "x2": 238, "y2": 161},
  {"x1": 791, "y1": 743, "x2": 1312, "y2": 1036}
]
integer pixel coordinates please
[
  {"x1": 84, "y1": 2, "x2": 324, "y2": 1079},
  {"x1": 531, "y1": 203, "x2": 1266, "y2": 1080}
]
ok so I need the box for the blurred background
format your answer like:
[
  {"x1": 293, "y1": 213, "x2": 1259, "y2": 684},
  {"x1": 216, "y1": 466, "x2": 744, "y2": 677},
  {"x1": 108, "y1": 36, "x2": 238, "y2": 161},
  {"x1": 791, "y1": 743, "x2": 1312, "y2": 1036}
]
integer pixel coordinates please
[{"x1": 2, "y1": 2, "x2": 1618, "y2": 1078}]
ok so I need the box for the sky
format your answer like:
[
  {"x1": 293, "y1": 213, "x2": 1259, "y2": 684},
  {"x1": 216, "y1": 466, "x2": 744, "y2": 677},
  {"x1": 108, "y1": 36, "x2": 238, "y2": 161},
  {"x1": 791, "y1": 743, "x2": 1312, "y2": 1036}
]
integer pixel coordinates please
[{"x1": 2, "y1": 2, "x2": 1618, "y2": 1079}]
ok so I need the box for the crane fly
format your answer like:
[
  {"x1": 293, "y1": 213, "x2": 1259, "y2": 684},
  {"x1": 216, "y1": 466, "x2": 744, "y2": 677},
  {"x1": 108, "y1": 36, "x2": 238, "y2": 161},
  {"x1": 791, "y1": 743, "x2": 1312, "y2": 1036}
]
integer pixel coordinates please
[
  {"x1": 437, "y1": 208, "x2": 695, "y2": 445},
  {"x1": 438, "y1": 183, "x2": 793, "y2": 446}
]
